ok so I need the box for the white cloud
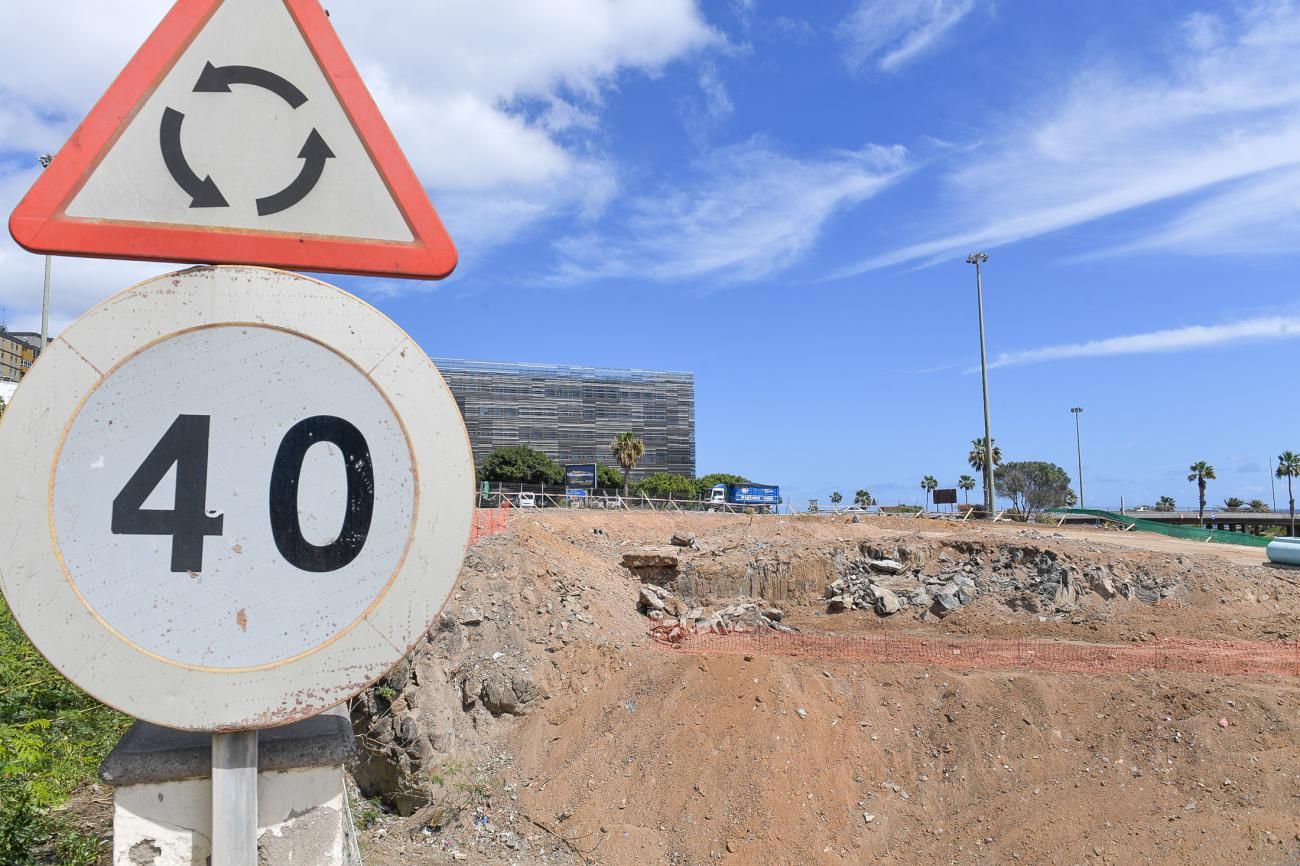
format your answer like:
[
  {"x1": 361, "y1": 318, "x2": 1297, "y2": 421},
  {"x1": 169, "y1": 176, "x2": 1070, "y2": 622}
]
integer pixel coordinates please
[
  {"x1": 834, "y1": 0, "x2": 1300, "y2": 275},
  {"x1": 839, "y1": 0, "x2": 977, "y2": 73},
  {"x1": 982, "y1": 315, "x2": 1300, "y2": 370},
  {"x1": 0, "y1": 0, "x2": 719, "y2": 321},
  {"x1": 549, "y1": 139, "x2": 908, "y2": 285}
]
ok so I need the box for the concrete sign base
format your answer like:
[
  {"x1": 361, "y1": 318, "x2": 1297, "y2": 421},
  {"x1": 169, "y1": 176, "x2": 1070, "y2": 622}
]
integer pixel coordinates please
[{"x1": 99, "y1": 708, "x2": 360, "y2": 865}]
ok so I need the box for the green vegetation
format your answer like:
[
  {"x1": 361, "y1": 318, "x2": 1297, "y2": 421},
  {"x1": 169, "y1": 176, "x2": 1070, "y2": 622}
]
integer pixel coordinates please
[
  {"x1": 695, "y1": 473, "x2": 749, "y2": 499},
  {"x1": 994, "y1": 461, "x2": 1072, "y2": 517},
  {"x1": 829, "y1": 491, "x2": 843, "y2": 506},
  {"x1": 597, "y1": 465, "x2": 625, "y2": 489},
  {"x1": 958, "y1": 474, "x2": 976, "y2": 504},
  {"x1": 1249, "y1": 499, "x2": 1270, "y2": 513},
  {"x1": 610, "y1": 432, "x2": 646, "y2": 496},
  {"x1": 854, "y1": 489, "x2": 874, "y2": 507},
  {"x1": 967, "y1": 437, "x2": 1002, "y2": 474},
  {"x1": 1277, "y1": 451, "x2": 1300, "y2": 536},
  {"x1": 1155, "y1": 496, "x2": 1176, "y2": 511},
  {"x1": 0, "y1": 598, "x2": 130, "y2": 863},
  {"x1": 1187, "y1": 461, "x2": 1216, "y2": 522},
  {"x1": 920, "y1": 475, "x2": 938, "y2": 510},
  {"x1": 1223, "y1": 497, "x2": 1245, "y2": 511},
  {"x1": 633, "y1": 472, "x2": 698, "y2": 499},
  {"x1": 479, "y1": 445, "x2": 563, "y2": 485}
]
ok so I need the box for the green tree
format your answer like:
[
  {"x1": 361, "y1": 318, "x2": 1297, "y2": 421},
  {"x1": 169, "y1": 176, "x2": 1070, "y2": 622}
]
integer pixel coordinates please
[
  {"x1": 957, "y1": 474, "x2": 976, "y2": 504},
  {"x1": 920, "y1": 475, "x2": 938, "y2": 511},
  {"x1": 634, "y1": 472, "x2": 697, "y2": 500},
  {"x1": 1155, "y1": 495, "x2": 1176, "y2": 512},
  {"x1": 829, "y1": 491, "x2": 843, "y2": 506},
  {"x1": 597, "y1": 465, "x2": 625, "y2": 489},
  {"x1": 1187, "y1": 461, "x2": 1216, "y2": 523},
  {"x1": 1277, "y1": 451, "x2": 1300, "y2": 536},
  {"x1": 967, "y1": 437, "x2": 1003, "y2": 474},
  {"x1": 479, "y1": 446, "x2": 562, "y2": 485},
  {"x1": 1063, "y1": 489, "x2": 1078, "y2": 507},
  {"x1": 1248, "y1": 498, "x2": 1269, "y2": 513},
  {"x1": 610, "y1": 432, "x2": 645, "y2": 496},
  {"x1": 854, "y1": 489, "x2": 874, "y2": 507},
  {"x1": 994, "y1": 461, "x2": 1072, "y2": 517},
  {"x1": 695, "y1": 473, "x2": 749, "y2": 500},
  {"x1": 1223, "y1": 497, "x2": 1245, "y2": 511}
]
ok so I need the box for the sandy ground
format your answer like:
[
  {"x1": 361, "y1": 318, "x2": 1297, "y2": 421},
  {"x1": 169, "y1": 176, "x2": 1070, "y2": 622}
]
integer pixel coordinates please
[{"x1": 350, "y1": 512, "x2": 1300, "y2": 866}]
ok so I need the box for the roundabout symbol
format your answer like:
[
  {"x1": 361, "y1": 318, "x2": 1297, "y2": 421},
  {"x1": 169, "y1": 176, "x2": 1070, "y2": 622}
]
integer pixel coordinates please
[{"x1": 159, "y1": 61, "x2": 335, "y2": 215}]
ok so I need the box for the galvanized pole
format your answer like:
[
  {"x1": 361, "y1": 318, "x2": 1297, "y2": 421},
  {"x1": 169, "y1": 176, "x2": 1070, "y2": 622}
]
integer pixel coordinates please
[
  {"x1": 37, "y1": 154, "x2": 54, "y2": 351},
  {"x1": 212, "y1": 731, "x2": 258, "y2": 866},
  {"x1": 968, "y1": 252, "x2": 996, "y2": 516},
  {"x1": 1071, "y1": 407, "x2": 1084, "y2": 508}
]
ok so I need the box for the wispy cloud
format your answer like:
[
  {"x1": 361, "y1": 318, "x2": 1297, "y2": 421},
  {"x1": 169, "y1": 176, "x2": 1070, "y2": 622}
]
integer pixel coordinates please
[
  {"x1": 834, "y1": 0, "x2": 1300, "y2": 275},
  {"x1": 839, "y1": 0, "x2": 978, "y2": 73},
  {"x1": 547, "y1": 139, "x2": 909, "y2": 285},
  {"x1": 983, "y1": 315, "x2": 1300, "y2": 370}
]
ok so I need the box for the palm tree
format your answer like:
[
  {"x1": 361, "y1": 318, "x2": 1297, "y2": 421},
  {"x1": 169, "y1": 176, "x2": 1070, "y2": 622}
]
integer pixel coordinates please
[
  {"x1": 610, "y1": 432, "x2": 645, "y2": 497},
  {"x1": 967, "y1": 437, "x2": 1003, "y2": 474},
  {"x1": 1187, "y1": 461, "x2": 1216, "y2": 523},
  {"x1": 829, "y1": 491, "x2": 843, "y2": 506},
  {"x1": 1155, "y1": 495, "x2": 1176, "y2": 512},
  {"x1": 921, "y1": 475, "x2": 938, "y2": 511},
  {"x1": 1248, "y1": 498, "x2": 1269, "y2": 513},
  {"x1": 1277, "y1": 451, "x2": 1300, "y2": 536},
  {"x1": 854, "y1": 489, "x2": 873, "y2": 507},
  {"x1": 957, "y1": 474, "x2": 976, "y2": 504},
  {"x1": 1223, "y1": 497, "x2": 1245, "y2": 511}
]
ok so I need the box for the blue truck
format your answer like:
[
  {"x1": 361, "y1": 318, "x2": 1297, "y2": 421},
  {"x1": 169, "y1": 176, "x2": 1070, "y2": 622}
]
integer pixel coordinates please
[{"x1": 709, "y1": 483, "x2": 781, "y2": 512}]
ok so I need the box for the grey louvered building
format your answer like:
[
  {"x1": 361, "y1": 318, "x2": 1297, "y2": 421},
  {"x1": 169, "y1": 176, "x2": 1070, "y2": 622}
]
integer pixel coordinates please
[{"x1": 433, "y1": 358, "x2": 695, "y2": 480}]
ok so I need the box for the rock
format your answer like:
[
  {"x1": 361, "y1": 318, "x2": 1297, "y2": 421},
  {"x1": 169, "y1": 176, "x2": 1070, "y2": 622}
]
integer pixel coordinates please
[
  {"x1": 638, "y1": 586, "x2": 667, "y2": 611},
  {"x1": 670, "y1": 532, "x2": 696, "y2": 547},
  {"x1": 868, "y1": 559, "x2": 905, "y2": 575},
  {"x1": 621, "y1": 551, "x2": 679, "y2": 569},
  {"x1": 909, "y1": 590, "x2": 932, "y2": 608},
  {"x1": 762, "y1": 607, "x2": 785, "y2": 622},
  {"x1": 796, "y1": 708, "x2": 807, "y2": 718},
  {"x1": 932, "y1": 591, "x2": 961, "y2": 616},
  {"x1": 874, "y1": 588, "x2": 901, "y2": 615},
  {"x1": 826, "y1": 578, "x2": 848, "y2": 598},
  {"x1": 828, "y1": 595, "x2": 852, "y2": 612},
  {"x1": 956, "y1": 583, "x2": 977, "y2": 605},
  {"x1": 863, "y1": 813, "x2": 875, "y2": 823},
  {"x1": 460, "y1": 608, "x2": 483, "y2": 626}
]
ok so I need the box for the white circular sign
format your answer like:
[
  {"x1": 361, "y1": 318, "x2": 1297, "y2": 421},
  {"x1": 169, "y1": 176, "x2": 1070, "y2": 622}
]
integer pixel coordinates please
[{"x1": 0, "y1": 266, "x2": 473, "y2": 730}]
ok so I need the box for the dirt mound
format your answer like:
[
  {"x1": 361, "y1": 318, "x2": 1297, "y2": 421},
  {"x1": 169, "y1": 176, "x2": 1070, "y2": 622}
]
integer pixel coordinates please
[{"x1": 354, "y1": 513, "x2": 1300, "y2": 865}]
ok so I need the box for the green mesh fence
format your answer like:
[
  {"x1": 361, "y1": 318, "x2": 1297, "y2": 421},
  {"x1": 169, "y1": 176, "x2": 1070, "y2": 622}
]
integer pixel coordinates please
[{"x1": 1050, "y1": 508, "x2": 1272, "y2": 548}]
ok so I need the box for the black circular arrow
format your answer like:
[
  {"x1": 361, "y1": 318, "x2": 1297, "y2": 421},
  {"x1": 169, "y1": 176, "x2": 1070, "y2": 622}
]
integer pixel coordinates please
[
  {"x1": 193, "y1": 62, "x2": 308, "y2": 108},
  {"x1": 159, "y1": 62, "x2": 332, "y2": 214},
  {"x1": 160, "y1": 107, "x2": 229, "y2": 208},
  {"x1": 257, "y1": 130, "x2": 335, "y2": 216}
]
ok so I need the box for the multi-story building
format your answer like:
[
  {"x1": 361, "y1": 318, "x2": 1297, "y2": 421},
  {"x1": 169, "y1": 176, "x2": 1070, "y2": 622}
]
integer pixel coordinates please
[
  {"x1": 433, "y1": 358, "x2": 695, "y2": 480},
  {"x1": 0, "y1": 331, "x2": 40, "y2": 382}
]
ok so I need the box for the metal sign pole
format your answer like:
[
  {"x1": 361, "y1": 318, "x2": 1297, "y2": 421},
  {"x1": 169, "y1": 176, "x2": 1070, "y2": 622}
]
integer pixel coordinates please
[{"x1": 212, "y1": 731, "x2": 258, "y2": 865}]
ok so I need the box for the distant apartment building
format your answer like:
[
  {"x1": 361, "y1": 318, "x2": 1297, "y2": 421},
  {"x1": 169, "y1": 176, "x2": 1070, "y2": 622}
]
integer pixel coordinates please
[
  {"x1": 0, "y1": 331, "x2": 41, "y2": 382},
  {"x1": 433, "y1": 358, "x2": 696, "y2": 480}
]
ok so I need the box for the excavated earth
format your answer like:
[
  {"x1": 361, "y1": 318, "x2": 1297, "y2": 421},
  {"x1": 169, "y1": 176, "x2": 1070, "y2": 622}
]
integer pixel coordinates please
[{"x1": 353, "y1": 512, "x2": 1300, "y2": 866}]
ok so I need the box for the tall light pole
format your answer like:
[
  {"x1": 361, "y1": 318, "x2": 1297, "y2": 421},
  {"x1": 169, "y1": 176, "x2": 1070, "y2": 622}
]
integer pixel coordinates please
[
  {"x1": 966, "y1": 252, "x2": 996, "y2": 515},
  {"x1": 1070, "y1": 407, "x2": 1084, "y2": 508},
  {"x1": 37, "y1": 154, "x2": 54, "y2": 352}
]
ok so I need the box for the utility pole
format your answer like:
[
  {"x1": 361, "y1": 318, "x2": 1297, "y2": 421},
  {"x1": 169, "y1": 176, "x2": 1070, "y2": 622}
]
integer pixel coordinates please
[
  {"x1": 1270, "y1": 456, "x2": 1278, "y2": 512},
  {"x1": 1071, "y1": 407, "x2": 1084, "y2": 508},
  {"x1": 966, "y1": 252, "x2": 996, "y2": 516},
  {"x1": 38, "y1": 154, "x2": 54, "y2": 351}
]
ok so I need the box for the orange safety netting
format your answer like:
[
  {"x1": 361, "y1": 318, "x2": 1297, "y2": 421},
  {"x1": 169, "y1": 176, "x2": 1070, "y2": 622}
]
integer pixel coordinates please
[
  {"x1": 648, "y1": 626, "x2": 1300, "y2": 678},
  {"x1": 469, "y1": 503, "x2": 510, "y2": 545}
]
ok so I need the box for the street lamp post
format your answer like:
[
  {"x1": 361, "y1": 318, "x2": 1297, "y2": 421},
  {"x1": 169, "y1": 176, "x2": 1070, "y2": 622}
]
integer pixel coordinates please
[
  {"x1": 1071, "y1": 407, "x2": 1084, "y2": 508},
  {"x1": 966, "y1": 252, "x2": 996, "y2": 516},
  {"x1": 38, "y1": 154, "x2": 54, "y2": 352}
]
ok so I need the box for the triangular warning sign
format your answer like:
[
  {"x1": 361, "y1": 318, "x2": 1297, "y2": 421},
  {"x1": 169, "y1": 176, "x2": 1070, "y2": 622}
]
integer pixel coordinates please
[{"x1": 8, "y1": 0, "x2": 457, "y2": 280}]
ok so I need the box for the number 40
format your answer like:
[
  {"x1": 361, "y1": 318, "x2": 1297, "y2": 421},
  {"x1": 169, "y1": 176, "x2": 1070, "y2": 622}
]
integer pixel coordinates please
[{"x1": 110, "y1": 414, "x2": 375, "y2": 574}]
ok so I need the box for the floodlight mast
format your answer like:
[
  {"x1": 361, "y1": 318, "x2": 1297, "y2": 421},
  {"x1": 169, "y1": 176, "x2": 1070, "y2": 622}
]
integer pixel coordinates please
[{"x1": 966, "y1": 252, "x2": 996, "y2": 516}]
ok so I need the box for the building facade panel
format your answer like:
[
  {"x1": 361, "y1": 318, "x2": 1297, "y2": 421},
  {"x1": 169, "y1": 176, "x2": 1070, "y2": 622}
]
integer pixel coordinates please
[
  {"x1": 433, "y1": 358, "x2": 695, "y2": 480},
  {"x1": 0, "y1": 332, "x2": 40, "y2": 382}
]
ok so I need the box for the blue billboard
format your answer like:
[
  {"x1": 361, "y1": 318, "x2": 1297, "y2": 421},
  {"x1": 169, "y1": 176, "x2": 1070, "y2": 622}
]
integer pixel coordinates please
[
  {"x1": 565, "y1": 463, "x2": 598, "y2": 489},
  {"x1": 731, "y1": 484, "x2": 781, "y2": 505}
]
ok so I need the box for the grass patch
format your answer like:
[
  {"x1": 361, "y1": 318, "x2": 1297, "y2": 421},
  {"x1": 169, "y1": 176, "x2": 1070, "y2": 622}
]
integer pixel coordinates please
[{"x1": 0, "y1": 597, "x2": 130, "y2": 864}]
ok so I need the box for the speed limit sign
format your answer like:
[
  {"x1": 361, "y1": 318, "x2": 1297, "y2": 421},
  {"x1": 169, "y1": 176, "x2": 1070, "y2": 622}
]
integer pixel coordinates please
[{"x1": 0, "y1": 266, "x2": 473, "y2": 730}]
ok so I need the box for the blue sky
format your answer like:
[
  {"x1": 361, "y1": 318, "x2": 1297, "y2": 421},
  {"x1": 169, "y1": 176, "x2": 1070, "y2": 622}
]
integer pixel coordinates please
[{"x1": 2, "y1": 0, "x2": 1299, "y2": 511}]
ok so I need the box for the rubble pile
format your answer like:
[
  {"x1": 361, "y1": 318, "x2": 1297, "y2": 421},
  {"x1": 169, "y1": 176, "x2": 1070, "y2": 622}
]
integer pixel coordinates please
[{"x1": 637, "y1": 582, "x2": 796, "y2": 634}]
